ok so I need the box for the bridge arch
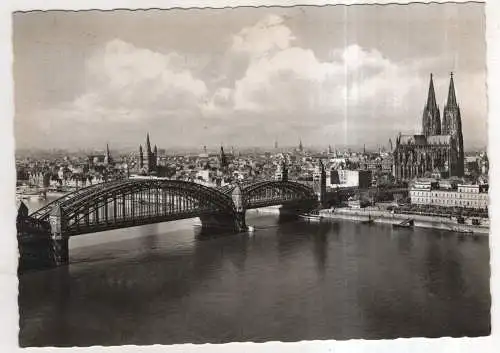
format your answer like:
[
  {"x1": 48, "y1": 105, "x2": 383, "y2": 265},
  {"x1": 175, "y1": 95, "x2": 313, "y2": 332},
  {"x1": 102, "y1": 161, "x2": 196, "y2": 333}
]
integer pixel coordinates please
[
  {"x1": 243, "y1": 180, "x2": 317, "y2": 208},
  {"x1": 221, "y1": 180, "x2": 317, "y2": 209},
  {"x1": 35, "y1": 179, "x2": 239, "y2": 236}
]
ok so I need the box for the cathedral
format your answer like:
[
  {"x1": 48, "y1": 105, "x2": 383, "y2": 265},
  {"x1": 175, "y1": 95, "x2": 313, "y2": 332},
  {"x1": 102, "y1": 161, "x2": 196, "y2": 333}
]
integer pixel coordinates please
[
  {"x1": 138, "y1": 133, "x2": 159, "y2": 174},
  {"x1": 393, "y1": 73, "x2": 465, "y2": 181}
]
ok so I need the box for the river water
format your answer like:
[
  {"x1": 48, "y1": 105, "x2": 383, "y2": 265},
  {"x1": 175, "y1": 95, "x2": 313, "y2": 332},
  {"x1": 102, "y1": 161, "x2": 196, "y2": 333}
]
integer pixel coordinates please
[{"x1": 18, "y1": 197, "x2": 491, "y2": 346}]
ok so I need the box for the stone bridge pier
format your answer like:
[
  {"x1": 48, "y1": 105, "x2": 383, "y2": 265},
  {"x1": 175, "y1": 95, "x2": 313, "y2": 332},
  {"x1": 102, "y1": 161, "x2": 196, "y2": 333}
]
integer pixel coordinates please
[
  {"x1": 49, "y1": 205, "x2": 69, "y2": 266},
  {"x1": 198, "y1": 184, "x2": 247, "y2": 232},
  {"x1": 17, "y1": 201, "x2": 69, "y2": 272}
]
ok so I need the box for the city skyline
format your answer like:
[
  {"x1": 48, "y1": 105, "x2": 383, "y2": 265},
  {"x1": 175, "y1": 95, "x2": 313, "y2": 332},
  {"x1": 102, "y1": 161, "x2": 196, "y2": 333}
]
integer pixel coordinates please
[{"x1": 14, "y1": 3, "x2": 487, "y2": 150}]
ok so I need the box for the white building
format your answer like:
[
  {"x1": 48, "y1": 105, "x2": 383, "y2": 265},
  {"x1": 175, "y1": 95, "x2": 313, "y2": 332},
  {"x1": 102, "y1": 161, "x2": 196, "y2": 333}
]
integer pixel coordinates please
[
  {"x1": 328, "y1": 169, "x2": 371, "y2": 189},
  {"x1": 410, "y1": 180, "x2": 488, "y2": 209}
]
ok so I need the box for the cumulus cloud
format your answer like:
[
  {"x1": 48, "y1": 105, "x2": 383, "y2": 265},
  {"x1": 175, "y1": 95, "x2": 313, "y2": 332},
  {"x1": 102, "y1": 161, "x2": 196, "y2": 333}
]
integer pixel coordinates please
[
  {"x1": 201, "y1": 14, "x2": 485, "y2": 147},
  {"x1": 224, "y1": 15, "x2": 418, "y2": 134},
  {"x1": 231, "y1": 15, "x2": 296, "y2": 57},
  {"x1": 18, "y1": 14, "x2": 485, "y2": 150},
  {"x1": 52, "y1": 39, "x2": 209, "y2": 123}
]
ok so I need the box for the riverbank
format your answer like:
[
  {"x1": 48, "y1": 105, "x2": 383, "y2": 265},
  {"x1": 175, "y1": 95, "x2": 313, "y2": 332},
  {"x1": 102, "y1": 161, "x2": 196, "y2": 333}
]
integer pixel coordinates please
[
  {"x1": 248, "y1": 206, "x2": 282, "y2": 215},
  {"x1": 319, "y1": 208, "x2": 489, "y2": 235}
]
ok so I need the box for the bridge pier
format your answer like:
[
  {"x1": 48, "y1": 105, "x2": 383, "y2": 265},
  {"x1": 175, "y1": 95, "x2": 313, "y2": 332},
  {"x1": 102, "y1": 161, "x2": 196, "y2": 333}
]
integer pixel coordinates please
[
  {"x1": 232, "y1": 185, "x2": 247, "y2": 231},
  {"x1": 235, "y1": 211, "x2": 247, "y2": 231},
  {"x1": 280, "y1": 200, "x2": 317, "y2": 215},
  {"x1": 49, "y1": 205, "x2": 69, "y2": 266},
  {"x1": 198, "y1": 212, "x2": 247, "y2": 233},
  {"x1": 17, "y1": 201, "x2": 58, "y2": 273},
  {"x1": 51, "y1": 235, "x2": 69, "y2": 267}
]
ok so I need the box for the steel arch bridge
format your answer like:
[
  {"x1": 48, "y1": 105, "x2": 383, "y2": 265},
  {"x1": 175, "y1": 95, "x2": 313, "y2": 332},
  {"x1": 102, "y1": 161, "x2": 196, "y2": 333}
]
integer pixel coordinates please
[
  {"x1": 30, "y1": 178, "x2": 317, "y2": 237},
  {"x1": 218, "y1": 180, "x2": 317, "y2": 209},
  {"x1": 31, "y1": 179, "x2": 237, "y2": 237}
]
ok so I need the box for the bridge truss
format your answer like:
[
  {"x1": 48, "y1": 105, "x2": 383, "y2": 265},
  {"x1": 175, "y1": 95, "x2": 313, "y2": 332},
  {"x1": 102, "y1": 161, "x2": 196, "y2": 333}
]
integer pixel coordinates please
[{"x1": 29, "y1": 178, "x2": 317, "y2": 237}]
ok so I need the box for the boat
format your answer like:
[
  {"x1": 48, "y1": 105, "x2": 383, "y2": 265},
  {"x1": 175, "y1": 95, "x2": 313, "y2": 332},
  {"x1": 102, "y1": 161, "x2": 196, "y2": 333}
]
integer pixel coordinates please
[
  {"x1": 299, "y1": 212, "x2": 322, "y2": 221},
  {"x1": 451, "y1": 226, "x2": 474, "y2": 234},
  {"x1": 247, "y1": 225, "x2": 255, "y2": 233},
  {"x1": 393, "y1": 219, "x2": 414, "y2": 228}
]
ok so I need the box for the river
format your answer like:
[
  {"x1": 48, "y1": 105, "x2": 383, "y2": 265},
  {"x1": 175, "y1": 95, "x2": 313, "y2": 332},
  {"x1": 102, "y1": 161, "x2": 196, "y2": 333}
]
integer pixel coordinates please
[{"x1": 18, "y1": 196, "x2": 491, "y2": 346}]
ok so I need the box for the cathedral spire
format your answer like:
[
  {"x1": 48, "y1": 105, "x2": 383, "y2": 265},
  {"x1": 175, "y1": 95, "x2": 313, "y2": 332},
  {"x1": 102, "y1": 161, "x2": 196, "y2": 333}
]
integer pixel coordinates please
[
  {"x1": 426, "y1": 73, "x2": 437, "y2": 109},
  {"x1": 442, "y1": 71, "x2": 464, "y2": 176},
  {"x1": 146, "y1": 133, "x2": 152, "y2": 154},
  {"x1": 422, "y1": 73, "x2": 441, "y2": 136},
  {"x1": 446, "y1": 72, "x2": 458, "y2": 108}
]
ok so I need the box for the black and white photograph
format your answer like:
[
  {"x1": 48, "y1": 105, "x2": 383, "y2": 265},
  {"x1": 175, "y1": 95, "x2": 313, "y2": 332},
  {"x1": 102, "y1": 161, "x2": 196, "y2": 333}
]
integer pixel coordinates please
[{"x1": 9, "y1": 0, "x2": 493, "y2": 349}]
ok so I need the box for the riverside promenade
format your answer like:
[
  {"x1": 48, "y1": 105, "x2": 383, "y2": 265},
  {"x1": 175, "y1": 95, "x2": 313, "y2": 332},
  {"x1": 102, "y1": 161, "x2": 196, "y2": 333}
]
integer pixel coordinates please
[{"x1": 318, "y1": 207, "x2": 490, "y2": 235}]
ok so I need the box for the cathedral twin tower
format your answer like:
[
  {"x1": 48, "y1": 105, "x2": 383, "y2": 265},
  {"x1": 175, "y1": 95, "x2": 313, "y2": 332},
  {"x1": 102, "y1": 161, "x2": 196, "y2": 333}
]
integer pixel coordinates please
[
  {"x1": 422, "y1": 73, "x2": 464, "y2": 164},
  {"x1": 393, "y1": 73, "x2": 465, "y2": 180}
]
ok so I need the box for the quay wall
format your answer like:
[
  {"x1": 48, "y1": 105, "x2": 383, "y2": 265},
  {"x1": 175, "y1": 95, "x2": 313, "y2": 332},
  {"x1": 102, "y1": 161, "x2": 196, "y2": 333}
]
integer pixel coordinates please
[
  {"x1": 250, "y1": 206, "x2": 282, "y2": 215},
  {"x1": 319, "y1": 208, "x2": 490, "y2": 235}
]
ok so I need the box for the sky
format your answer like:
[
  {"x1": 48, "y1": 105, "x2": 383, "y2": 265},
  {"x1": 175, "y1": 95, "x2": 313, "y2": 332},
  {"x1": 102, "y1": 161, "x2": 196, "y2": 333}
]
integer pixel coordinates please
[{"x1": 13, "y1": 2, "x2": 487, "y2": 151}]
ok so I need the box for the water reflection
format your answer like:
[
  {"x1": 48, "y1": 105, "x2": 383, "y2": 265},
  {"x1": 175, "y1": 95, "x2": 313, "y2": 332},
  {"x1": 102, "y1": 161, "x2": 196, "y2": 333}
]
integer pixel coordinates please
[
  {"x1": 18, "y1": 214, "x2": 491, "y2": 346},
  {"x1": 423, "y1": 234, "x2": 465, "y2": 300},
  {"x1": 396, "y1": 230, "x2": 414, "y2": 255},
  {"x1": 311, "y1": 223, "x2": 329, "y2": 277},
  {"x1": 138, "y1": 223, "x2": 160, "y2": 253}
]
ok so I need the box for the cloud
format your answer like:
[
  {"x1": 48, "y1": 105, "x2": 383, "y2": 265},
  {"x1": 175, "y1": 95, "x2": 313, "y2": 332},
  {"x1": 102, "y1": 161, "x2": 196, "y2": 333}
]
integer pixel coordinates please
[
  {"x1": 50, "y1": 39, "x2": 209, "y2": 123},
  {"x1": 204, "y1": 14, "x2": 484, "y2": 148},
  {"x1": 202, "y1": 87, "x2": 234, "y2": 114},
  {"x1": 226, "y1": 15, "x2": 415, "y2": 130},
  {"x1": 17, "y1": 14, "x2": 486, "y2": 150},
  {"x1": 231, "y1": 15, "x2": 296, "y2": 57}
]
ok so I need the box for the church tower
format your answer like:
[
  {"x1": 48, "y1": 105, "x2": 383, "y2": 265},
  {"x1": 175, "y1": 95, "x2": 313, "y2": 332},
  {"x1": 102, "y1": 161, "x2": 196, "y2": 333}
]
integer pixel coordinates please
[
  {"x1": 442, "y1": 72, "x2": 464, "y2": 176},
  {"x1": 422, "y1": 73, "x2": 441, "y2": 136},
  {"x1": 219, "y1": 146, "x2": 228, "y2": 170},
  {"x1": 144, "y1": 133, "x2": 152, "y2": 173},
  {"x1": 139, "y1": 145, "x2": 144, "y2": 169},
  {"x1": 104, "y1": 143, "x2": 112, "y2": 166}
]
